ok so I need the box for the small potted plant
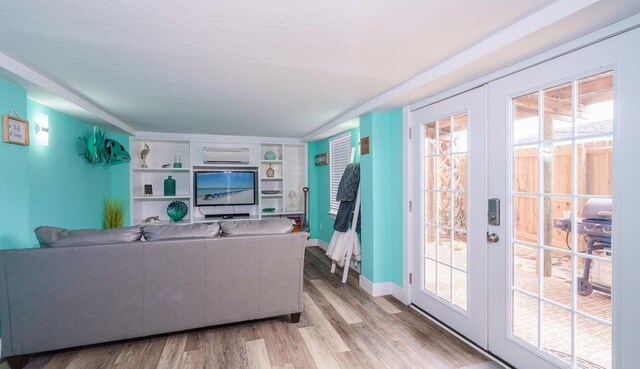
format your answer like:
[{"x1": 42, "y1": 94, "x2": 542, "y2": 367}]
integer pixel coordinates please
[{"x1": 103, "y1": 197, "x2": 127, "y2": 229}]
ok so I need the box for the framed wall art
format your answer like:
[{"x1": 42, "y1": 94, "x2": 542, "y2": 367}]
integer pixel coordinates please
[
  {"x1": 360, "y1": 136, "x2": 370, "y2": 155},
  {"x1": 2, "y1": 114, "x2": 30, "y2": 146},
  {"x1": 314, "y1": 152, "x2": 328, "y2": 166}
]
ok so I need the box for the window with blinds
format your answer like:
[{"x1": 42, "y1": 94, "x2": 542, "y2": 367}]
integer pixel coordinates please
[{"x1": 329, "y1": 133, "x2": 352, "y2": 214}]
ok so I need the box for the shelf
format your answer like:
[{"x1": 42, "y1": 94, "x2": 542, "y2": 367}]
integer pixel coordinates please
[
  {"x1": 132, "y1": 168, "x2": 190, "y2": 172},
  {"x1": 261, "y1": 177, "x2": 283, "y2": 181},
  {"x1": 261, "y1": 194, "x2": 283, "y2": 198},
  {"x1": 193, "y1": 216, "x2": 259, "y2": 223},
  {"x1": 133, "y1": 195, "x2": 191, "y2": 200},
  {"x1": 262, "y1": 211, "x2": 304, "y2": 216},
  {"x1": 134, "y1": 218, "x2": 191, "y2": 225},
  {"x1": 261, "y1": 160, "x2": 283, "y2": 164}
]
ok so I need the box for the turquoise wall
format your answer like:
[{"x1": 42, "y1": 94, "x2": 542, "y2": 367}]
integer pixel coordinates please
[
  {"x1": 0, "y1": 79, "x2": 130, "y2": 249},
  {"x1": 0, "y1": 79, "x2": 30, "y2": 249},
  {"x1": 307, "y1": 128, "x2": 360, "y2": 243},
  {"x1": 359, "y1": 109, "x2": 404, "y2": 286},
  {"x1": 307, "y1": 109, "x2": 404, "y2": 288}
]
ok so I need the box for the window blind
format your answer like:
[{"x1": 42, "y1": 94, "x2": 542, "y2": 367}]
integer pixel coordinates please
[{"x1": 329, "y1": 133, "x2": 352, "y2": 214}]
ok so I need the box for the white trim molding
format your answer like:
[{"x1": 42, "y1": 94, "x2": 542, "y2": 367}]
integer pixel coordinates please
[
  {"x1": 359, "y1": 275, "x2": 405, "y2": 300},
  {"x1": 307, "y1": 238, "x2": 319, "y2": 247},
  {"x1": 0, "y1": 50, "x2": 135, "y2": 135}
]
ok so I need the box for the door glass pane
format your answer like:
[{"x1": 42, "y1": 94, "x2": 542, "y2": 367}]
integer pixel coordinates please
[
  {"x1": 452, "y1": 154, "x2": 466, "y2": 191},
  {"x1": 513, "y1": 195, "x2": 538, "y2": 244},
  {"x1": 541, "y1": 250, "x2": 572, "y2": 308},
  {"x1": 437, "y1": 229, "x2": 452, "y2": 265},
  {"x1": 452, "y1": 113, "x2": 468, "y2": 153},
  {"x1": 437, "y1": 263, "x2": 452, "y2": 302},
  {"x1": 541, "y1": 303, "x2": 572, "y2": 366},
  {"x1": 422, "y1": 113, "x2": 468, "y2": 311},
  {"x1": 453, "y1": 193, "x2": 466, "y2": 230},
  {"x1": 576, "y1": 315, "x2": 612, "y2": 369},
  {"x1": 438, "y1": 118, "x2": 452, "y2": 155},
  {"x1": 438, "y1": 191, "x2": 452, "y2": 227},
  {"x1": 453, "y1": 231, "x2": 467, "y2": 271},
  {"x1": 452, "y1": 269, "x2": 467, "y2": 310},
  {"x1": 543, "y1": 196, "x2": 572, "y2": 250},
  {"x1": 438, "y1": 155, "x2": 452, "y2": 191},
  {"x1": 425, "y1": 225, "x2": 437, "y2": 259},
  {"x1": 513, "y1": 244, "x2": 538, "y2": 295},
  {"x1": 513, "y1": 92, "x2": 540, "y2": 144},
  {"x1": 577, "y1": 138, "x2": 613, "y2": 196},
  {"x1": 513, "y1": 291, "x2": 538, "y2": 347},
  {"x1": 575, "y1": 255, "x2": 612, "y2": 322},
  {"x1": 577, "y1": 71, "x2": 613, "y2": 136},
  {"x1": 514, "y1": 145, "x2": 539, "y2": 193},
  {"x1": 510, "y1": 71, "x2": 613, "y2": 368},
  {"x1": 543, "y1": 82, "x2": 573, "y2": 140},
  {"x1": 425, "y1": 121, "x2": 437, "y2": 156},
  {"x1": 425, "y1": 259, "x2": 437, "y2": 293},
  {"x1": 424, "y1": 157, "x2": 436, "y2": 190}
]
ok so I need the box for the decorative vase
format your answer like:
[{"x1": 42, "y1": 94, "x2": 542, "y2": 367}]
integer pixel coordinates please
[
  {"x1": 164, "y1": 176, "x2": 176, "y2": 196},
  {"x1": 266, "y1": 164, "x2": 275, "y2": 178},
  {"x1": 173, "y1": 154, "x2": 182, "y2": 168},
  {"x1": 264, "y1": 151, "x2": 276, "y2": 160},
  {"x1": 166, "y1": 201, "x2": 188, "y2": 222}
]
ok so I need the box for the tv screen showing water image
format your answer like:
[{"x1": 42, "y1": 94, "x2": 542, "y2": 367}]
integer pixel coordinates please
[{"x1": 194, "y1": 171, "x2": 257, "y2": 206}]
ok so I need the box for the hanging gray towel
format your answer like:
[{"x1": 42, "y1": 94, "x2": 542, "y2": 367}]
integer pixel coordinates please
[
  {"x1": 334, "y1": 163, "x2": 360, "y2": 232},
  {"x1": 336, "y1": 163, "x2": 360, "y2": 201}
]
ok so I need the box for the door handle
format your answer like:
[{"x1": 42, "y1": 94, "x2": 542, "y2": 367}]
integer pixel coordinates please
[{"x1": 487, "y1": 232, "x2": 500, "y2": 243}]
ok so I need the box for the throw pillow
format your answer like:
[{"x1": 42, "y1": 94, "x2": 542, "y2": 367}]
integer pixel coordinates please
[
  {"x1": 219, "y1": 218, "x2": 294, "y2": 236},
  {"x1": 35, "y1": 226, "x2": 143, "y2": 247},
  {"x1": 142, "y1": 223, "x2": 221, "y2": 241}
]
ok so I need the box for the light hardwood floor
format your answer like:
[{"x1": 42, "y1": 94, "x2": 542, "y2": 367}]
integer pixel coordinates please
[{"x1": 16, "y1": 246, "x2": 497, "y2": 369}]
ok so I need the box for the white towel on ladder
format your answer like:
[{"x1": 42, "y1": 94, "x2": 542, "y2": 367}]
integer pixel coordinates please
[{"x1": 326, "y1": 229, "x2": 360, "y2": 267}]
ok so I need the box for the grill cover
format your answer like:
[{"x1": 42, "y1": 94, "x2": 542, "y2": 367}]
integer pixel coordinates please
[{"x1": 582, "y1": 198, "x2": 612, "y2": 222}]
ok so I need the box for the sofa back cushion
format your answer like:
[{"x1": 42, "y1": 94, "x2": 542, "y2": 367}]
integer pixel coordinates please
[
  {"x1": 219, "y1": 218, "x2": 294, "y2": 236},
  {"x1": 142, "y1": 223, "x2": 221, "y2": 241},
  {"x1": 35, "y1": 226, "x2": 143, "y2": 247}
]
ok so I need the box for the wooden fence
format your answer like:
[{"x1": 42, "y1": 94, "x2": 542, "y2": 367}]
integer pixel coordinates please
[{"x1": 514, "y1": 139, "x2": 612, "y2": 250}]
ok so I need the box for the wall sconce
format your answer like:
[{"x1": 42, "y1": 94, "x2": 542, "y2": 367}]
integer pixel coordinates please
[{"x1": 34, "y1": 113, "x2": 49, "y2": 146}]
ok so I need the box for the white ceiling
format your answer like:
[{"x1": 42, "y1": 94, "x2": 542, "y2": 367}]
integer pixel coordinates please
[{"x1": 0, "y1": 0, "x2": 639, "y2": 139}]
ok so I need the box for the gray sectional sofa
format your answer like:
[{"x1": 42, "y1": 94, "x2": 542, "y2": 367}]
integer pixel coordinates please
[{"x1": 0, "y1": 220, "x2": 307, "y2": 364}]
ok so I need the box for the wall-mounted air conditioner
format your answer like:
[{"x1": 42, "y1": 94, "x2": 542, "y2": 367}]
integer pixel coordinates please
[{"x1": 203, "y1": 147, "x2": 250, "y2": 164}]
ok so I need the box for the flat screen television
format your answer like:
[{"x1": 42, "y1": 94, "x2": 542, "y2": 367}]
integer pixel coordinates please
[{"x1": 194, "y1": 170, "x2": 257, "y2": 207}]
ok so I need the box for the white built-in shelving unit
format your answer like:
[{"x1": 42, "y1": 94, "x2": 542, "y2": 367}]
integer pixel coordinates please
[
  {"x1": 129, "y1": 136, "x2": 307, "y2": 225},
  {"x1": 129, "y1": 138, "x2": 191, "y2": 224},
  {"x1": 259, "y1": 143, "x2": 306, "y2": 218}
]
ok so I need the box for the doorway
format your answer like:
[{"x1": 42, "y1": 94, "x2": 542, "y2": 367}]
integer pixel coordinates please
[{"x1": 410, "y1": 26, "x2": 640, "y2": 369}]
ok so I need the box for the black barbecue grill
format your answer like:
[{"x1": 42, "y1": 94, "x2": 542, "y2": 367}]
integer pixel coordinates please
[{"x1": 553, "y1": 198, "x2": 612, "y2": 296}]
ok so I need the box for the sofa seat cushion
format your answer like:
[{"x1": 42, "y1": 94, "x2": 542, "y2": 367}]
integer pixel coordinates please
[
  {"x1": 35, "y1": 226, "x2": 143, "y2": 247},
  {"x1": 219, "y1": 219, "x2": 294, "y2": 236},
  {"x1": 142, "y1": 223, "x2": 221, "y2": 241}
]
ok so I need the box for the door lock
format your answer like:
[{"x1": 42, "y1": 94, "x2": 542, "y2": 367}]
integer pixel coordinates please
[
  {"x1": 487, "y1": 232, "x2": 500, "y2": 243},
  {"x1": 488, "y1": 198, "x2": 500, "y2": 226}
]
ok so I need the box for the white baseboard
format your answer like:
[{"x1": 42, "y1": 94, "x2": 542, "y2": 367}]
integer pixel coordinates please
[
  {"x1": 317, "y1": 238, "x2": 328, "y2": 250},
  {"x1": 307, "y1": 238, "x2": 319, "y2": 247},
  {"x1": 359, "y1": 275, "x2": 404, "y2": 297}
]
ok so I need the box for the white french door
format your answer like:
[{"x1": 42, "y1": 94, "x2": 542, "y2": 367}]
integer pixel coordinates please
[
  {"x1": 487, "y1": 28, "x2": 640, "y2": 369},
  {"x1": 410, "y1": 26, "x2": 640, "y2": 369},
  {"x1": 410, "y1": 87, "x2": 488, "y2": 348}
]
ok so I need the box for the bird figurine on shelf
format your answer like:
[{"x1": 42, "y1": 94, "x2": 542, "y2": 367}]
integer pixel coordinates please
[
  {"x1": 140, "y1": 143, "x2": 150, "y2": 168},
  {"x1": 143, "y1": 215, "x2": 161, "y2": 223}
]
